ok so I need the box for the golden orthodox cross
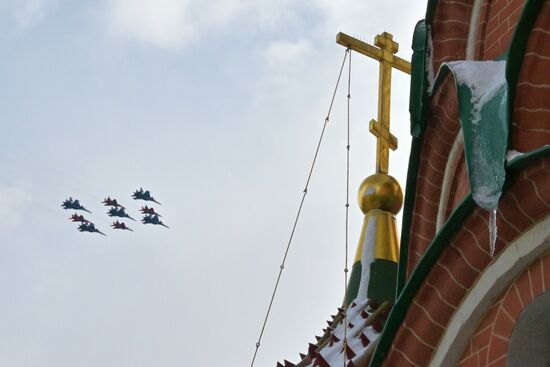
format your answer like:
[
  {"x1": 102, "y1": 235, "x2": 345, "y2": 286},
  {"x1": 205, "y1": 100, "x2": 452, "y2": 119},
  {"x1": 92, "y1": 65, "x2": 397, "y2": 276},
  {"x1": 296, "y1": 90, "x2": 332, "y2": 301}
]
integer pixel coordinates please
[{"x1": 336, "y1": 32, "x2": 411, "y2": 174}]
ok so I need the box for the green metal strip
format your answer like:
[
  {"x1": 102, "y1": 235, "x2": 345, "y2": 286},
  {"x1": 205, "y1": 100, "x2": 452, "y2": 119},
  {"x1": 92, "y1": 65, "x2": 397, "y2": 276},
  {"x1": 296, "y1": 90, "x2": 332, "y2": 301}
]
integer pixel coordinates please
[
  {"x1": 507, "y1": 145, "x2": 550, "y2": 170},
  {"x1": 345, "y1": 261, "x2": 363, "y2": 306},
  {"x1": 396, "y1": 136, "x2": 422, "y2": 296},
  {"x1": 370, "y1": 146, "x2": 550, "y2": 366},
  {"x1": 368, "y1": 259, "x2": 399, "y2": 303},
  {"x1": 425, "y1": 0, "x2": 438, "y2": 24},
  {"x1": 442, "y1": 60, "x2": 508, "y2": 210},
  {"x1": 410, "y1": 20, "x2": 428, "y2": 137},
  {"x1": 496, "y1": 51, "x2": 508, "y2": 61},
  {"x1": 397, "y1": 19, "x2": 431, "y2": 296}
]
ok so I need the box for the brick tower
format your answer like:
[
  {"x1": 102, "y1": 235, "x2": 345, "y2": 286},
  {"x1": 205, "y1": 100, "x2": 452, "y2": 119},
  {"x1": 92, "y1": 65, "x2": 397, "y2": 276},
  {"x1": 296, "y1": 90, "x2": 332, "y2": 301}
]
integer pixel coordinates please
[{"x1": 279, "y1": 1, "x2": 550, "y2": 366}]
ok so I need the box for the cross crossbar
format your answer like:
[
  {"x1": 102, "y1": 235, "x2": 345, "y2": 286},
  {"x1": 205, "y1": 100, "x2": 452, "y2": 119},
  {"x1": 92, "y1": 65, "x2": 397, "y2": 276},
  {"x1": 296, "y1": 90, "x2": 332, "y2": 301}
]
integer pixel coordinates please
[{"x1": 336, "y1": 32, "x2": 411, "y2": 174}]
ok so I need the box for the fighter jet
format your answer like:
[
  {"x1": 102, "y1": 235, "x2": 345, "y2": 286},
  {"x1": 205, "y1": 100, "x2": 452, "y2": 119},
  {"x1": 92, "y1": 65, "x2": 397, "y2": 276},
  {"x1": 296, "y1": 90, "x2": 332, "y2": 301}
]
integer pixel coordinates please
[
  {"x1": 61, "y1": 197, "x2": 92, "y2": 213},
  {"x1": 140, "y1": 205, "x2": 162, "y2": 217},
  {"x1": 141, "y1": 214, "x2": 169, "y2": 228},
  {"x1": 107, "y1": 207, "x2": 136, "y2": 221},
  {"x1": 77, "y1": 222, "x2": 106, "y2": 236},
  {"x1": 70, "y1": 213, "x2": 90, "y2": 223},
  {"x1": 132, "y1": 188, "x2": 161, "y2": 205},
  {"x1": 111, "y1": 220, "x2": 133, "y2": 231},
  {"x1": 102, "y1": 197, "x2": 125, "y2": 209}
]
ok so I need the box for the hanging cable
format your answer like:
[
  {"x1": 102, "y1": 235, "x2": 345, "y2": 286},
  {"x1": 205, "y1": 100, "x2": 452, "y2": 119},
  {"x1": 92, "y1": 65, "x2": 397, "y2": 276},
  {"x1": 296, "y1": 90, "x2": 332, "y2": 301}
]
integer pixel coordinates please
[
  {"x1": 250, "y1": 49, "x2": 350, "y2": 367},
  {"x1": 343, "y1": 49, "x2": 352, "y2": 367}
]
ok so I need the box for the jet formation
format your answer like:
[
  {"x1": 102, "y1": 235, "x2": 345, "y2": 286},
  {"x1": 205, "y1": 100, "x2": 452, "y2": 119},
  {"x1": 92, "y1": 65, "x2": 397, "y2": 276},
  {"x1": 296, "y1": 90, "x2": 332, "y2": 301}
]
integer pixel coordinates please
[{"x1": 61, "y1": 188, "x2": 168, "y2": 236}]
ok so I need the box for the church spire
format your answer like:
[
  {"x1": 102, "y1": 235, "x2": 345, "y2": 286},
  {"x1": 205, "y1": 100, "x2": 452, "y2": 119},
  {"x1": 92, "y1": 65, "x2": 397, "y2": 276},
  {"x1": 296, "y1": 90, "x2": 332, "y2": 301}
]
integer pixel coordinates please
[{"x1": 337, "y1": 32, "x2": 408, "y2": 306}]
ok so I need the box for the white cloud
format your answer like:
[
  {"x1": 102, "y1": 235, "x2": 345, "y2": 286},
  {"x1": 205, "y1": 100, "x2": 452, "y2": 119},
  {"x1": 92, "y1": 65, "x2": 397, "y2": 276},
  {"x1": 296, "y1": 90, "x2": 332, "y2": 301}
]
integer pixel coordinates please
[
  {"x1": 315, "y1": 0, "x2": 374, "y2": 31},
  {"x1": 106, "y1": 0, "x2": 254, "y2": 50},
  {"x1": 0, "y1": 182, "x2": 33, "y2": 229},
  {"x1": 264, "y1": 39, "x2": 313, "y2": 71},
  {"x1": 257, "y1": 39, "x2": 315, "y2": 90},
  {"x1": 105, "y1": 0, "x2": 304, "y2": 50},
  {"x1": 13, "y1": 0, "x2": 59, "y2": 29},
  {"x1": 107, "y1": 0, "x2": 195, "y2": 49}
]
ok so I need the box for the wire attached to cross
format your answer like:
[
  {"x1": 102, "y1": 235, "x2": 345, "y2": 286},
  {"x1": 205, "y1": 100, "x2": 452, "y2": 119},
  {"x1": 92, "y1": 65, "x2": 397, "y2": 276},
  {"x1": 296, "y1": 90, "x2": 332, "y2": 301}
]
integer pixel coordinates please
[
  {"x1": 249, "y1": 48, "x2": 351, "y2": 367},
  {"x1": 343, "y1": 48, "x2": 352, "y2": 367}
]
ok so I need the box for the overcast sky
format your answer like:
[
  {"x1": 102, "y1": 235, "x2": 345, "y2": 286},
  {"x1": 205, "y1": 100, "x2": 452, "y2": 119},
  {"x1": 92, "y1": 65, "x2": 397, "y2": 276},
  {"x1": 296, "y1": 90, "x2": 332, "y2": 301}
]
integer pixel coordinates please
[{"x1": 0, "y1": 1, "x2": 426, "y2": 366}]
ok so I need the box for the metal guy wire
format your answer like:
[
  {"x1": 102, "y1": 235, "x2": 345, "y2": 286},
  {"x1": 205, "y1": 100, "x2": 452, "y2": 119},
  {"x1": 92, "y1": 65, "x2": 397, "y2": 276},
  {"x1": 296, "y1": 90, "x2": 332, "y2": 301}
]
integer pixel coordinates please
[
  {"x1": 250, "y1": 49, "x2": 350, "y2": 367},
  {"x1": 343, "y1": 49, "x2": 352, "y2": 367}
]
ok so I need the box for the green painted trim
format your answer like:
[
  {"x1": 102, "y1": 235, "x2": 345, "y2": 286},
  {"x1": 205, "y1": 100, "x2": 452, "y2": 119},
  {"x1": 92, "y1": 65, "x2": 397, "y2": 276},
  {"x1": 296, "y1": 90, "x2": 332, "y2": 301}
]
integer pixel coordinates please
[
  {"x1": 506, "y1": 0, "x2": 545, "y2": 146},
  {"x1": 440, "y1": 61, "x2": 508, "y2": 210},
  {"x1": 425, "y1": 0, "x2": 438, "y2": 24},
  {"x1": 368, "y1": 259, "x2": 398, "y2": 303},
  {"x1": 396, "y1": 136, "x2": 422, "y2": 296},
  {"x1": 398, "y1": 19, "x2": 431, "y2": 296},
  {"x1": 507, "y1": 145, "x2": 550, "y2": 170},
  {"x1": 410, "y1": 20, "x2": 428, "y2": 137},
  {"x1": 496, "y1": 51, "x2": 508, "y2": 61},
  {"x1": 370, "y1": 145, "x2": 550, "y2": 367},
  {"x1": 429, "y1": 60, "x2": 454, "y2": 95},
  {"x1": 345, "y1": 261, "x2": 363, "y2": 306}
]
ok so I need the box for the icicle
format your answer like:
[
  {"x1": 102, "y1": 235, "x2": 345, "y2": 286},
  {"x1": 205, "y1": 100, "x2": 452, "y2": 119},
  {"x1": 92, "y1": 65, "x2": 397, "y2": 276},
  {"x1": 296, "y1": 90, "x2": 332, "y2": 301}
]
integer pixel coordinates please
[{"x1": 489, "y1": 209, "x2": 497, "y2": 256}]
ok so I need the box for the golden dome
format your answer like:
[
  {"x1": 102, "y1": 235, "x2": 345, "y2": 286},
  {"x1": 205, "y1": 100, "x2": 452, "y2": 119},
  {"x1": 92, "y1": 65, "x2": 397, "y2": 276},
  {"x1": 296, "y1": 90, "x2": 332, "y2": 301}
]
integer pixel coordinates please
[{"x1": 358, "y1": 173, "x2": 403, "y2": 214}]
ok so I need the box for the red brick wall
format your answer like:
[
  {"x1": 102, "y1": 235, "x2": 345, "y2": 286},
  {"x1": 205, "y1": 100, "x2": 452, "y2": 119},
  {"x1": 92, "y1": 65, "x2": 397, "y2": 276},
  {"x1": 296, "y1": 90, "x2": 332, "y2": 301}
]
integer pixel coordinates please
[
  {"x1": 392, "y1": 1, "x2": 550, "y2": 365},
  {"x1": 384, "y1": 158, "x2": 550, "y2": 367},
  {"x1": 409, "y1": 0, "x2": 549, "y2": 274},
  {"x1": 407, "y1": 76, "x2": 461, "y2": 276},
  {"x1": 430, "y1": 0, "x2": 473, "y2": 72},
  {"x1": 476, "y1": 0, "x2": 526, "y2": 60},
  {"x1": 445, "y1": 152, "x2": 470, "y2": 220},
  {"x1": 427, "y1": 0, "x2": 524, "y2": 70},
  {"x1": 511, "y1": 0, "x2": 550, "y2": 152},
  {"x1": 439, "y1": 0, "x2": 550, "y2": 222},
  {"x1": 408, "y1": 0, "x2": 474, "y2": 276},
  {"x1": 457, "y1": 254, "x2": 550, "y2": 367}
]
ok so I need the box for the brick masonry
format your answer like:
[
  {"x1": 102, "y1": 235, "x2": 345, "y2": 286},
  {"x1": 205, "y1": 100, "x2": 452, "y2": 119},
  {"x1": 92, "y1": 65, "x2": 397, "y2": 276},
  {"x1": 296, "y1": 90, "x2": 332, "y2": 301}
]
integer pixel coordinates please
[
  {"x1": 407, "y1": 0, "x2": 550, "y2": 274},
  {"x1": 511, "y1": 1, "x2": 550, "y2": 152},
  {"x1": 445, "y1": 152, "x2": 469, "y2": 218},
  {"x1": 407, "y1": 75, "x2": 461, "y2": 278},
  {"x1": 475, "y1": 0, "x2": 526, "y2": 60},
  {"x1": 430, "y1": 0, "x2": 473, "y2": 71},
  {"x1": 456, "y1": 254, "x2": 550, "y2": 367},
  {"x1": 387, "y1": 2, "x2": 550, "y2": 365},
  {"x1": 385, "y1": 158, "x2": 550, "y2": 367},
  {"x1": 425, "y1": 0, "x2": 525, "y2": 70}
]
